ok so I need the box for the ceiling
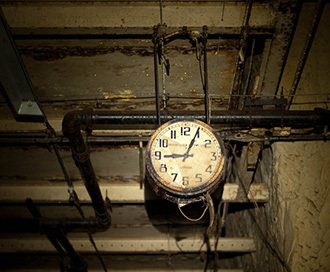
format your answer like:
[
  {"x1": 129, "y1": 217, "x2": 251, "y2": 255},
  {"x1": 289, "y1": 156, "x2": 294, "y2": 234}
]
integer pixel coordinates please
[{"x1": 0, "y1": 1, "x2": 329, "y2": 271}]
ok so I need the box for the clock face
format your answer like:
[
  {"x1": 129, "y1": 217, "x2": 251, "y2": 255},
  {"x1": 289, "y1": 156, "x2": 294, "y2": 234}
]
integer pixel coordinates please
[{"x1": 146, "y1": 120, "x2": 226, "y2": 197}]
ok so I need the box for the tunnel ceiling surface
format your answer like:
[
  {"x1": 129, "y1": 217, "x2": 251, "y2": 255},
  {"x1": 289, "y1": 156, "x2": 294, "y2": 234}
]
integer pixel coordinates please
[{"x1": 0, "y1": 1, "x2": 329, "y2": 272}]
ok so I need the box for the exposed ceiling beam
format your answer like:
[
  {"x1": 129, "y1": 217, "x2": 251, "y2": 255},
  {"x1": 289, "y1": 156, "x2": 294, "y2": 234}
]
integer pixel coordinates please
[
  {"x1": 1, "y1": 2, "x2": 275, "y2": 36},
  {"x1": 0, "y1": 180, "x2": 268, "y2": 203},
  {"x1": 0, "y1": 236, "x2": 256, "y2": 253}
]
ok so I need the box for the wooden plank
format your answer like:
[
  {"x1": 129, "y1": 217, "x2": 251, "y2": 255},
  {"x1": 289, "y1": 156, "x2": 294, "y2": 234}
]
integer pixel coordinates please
[
  {"x1": 0, "y1": 180, "x2": 144, "y2": 203},
  {"x1": 222, "y1": 183, "x2": 269, "y2": 203},
  {"x1": 0, "y1": 251, "x2": 244, "y2": 271},
  {"x1": 0, "y1": 204, "x2": 151, "y2": 227},
  {"x1": 0, "y1": 236, "x2": 255, "y2": 253},
  {"x1": 0, "y1": 146, "x2": 140, "y2": 179},
  {"x1": 0, "y1": 180, "x2": 268, "y2": 203}
]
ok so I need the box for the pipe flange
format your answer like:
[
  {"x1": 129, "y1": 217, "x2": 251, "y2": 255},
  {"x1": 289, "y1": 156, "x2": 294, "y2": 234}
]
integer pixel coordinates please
[
  {"x1": 73, "y1": 147, "x2": 90, "y2": 163},
  {"x1": 95, "y1": 210, "x2": 111, "y2": 227}
]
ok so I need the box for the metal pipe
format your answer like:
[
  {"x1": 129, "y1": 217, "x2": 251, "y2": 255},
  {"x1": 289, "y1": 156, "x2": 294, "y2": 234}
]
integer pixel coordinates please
[
  {"x1": 203, "y1": 26, "x2": 210, "y2": 125},
  {"x1": 62, "y1": 110, "x2": 111, "y2": 228},
  {"x1": 287, "y1": 0, "x2": 325, "y2": 110},
  {"x1": 91, "y1": 108, "x2": 330, "y2": 129},
  {"x1": 153, "y1": 31, "x2": 161, "y2": 126}
]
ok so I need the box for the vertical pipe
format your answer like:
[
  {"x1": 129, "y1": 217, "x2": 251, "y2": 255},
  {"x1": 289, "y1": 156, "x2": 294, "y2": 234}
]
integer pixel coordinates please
[
  {"x1": 154, "y1": 40, "x2": 161, "y2": 126},
  {"x1": 287, "y1": 0, "x2": 325, "y2": 110},
  {"x1": 62, "y1": 110, "x2": 111, "y2": 227},
  {"x1": 161, "y1": 41, "x2": 167, "y2": 109},
  {"x1": 203, "y1": 26, "x2": 210, "y2": 125}
]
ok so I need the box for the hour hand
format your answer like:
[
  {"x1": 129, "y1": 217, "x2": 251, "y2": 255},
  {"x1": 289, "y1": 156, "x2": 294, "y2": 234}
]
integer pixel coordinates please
[{"x1": 164, "y1": 153, "x2": 193, "y2": 159}]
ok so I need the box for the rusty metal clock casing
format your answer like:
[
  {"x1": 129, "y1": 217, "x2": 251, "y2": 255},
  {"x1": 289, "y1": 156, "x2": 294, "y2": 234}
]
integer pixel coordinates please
[{"x1": 145, "y1": 119, "x2": 226, "y2": 203}]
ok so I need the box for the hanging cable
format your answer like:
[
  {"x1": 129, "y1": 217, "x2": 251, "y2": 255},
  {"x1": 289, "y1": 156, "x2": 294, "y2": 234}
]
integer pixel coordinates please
[
  {"x1": 227, "y1": 0, "x2": 253, "y2": 110},
  {"x1": 211, "y1": 36, "x2": 221, "y2": 96},
  {"x1": 53, "y1": 144, "x2": 73, "y2": 189},
  {"x1": 161, "y1": 41, "x2": 167, "y2": 108},
  {"x1": 195, "y1": 39, "x2": 204, "y2": 89},
  {"x1": 54, "y1": 145, "x2": 108, "y2": 272},
  {"x1": 213, "y1": 146, "x2": 234, "y2": 272},
  {"x1": 166, "y1": 231, "x2": 175, "y2": 272},
  {"x1": 45, "y1": 119, "x2": 108, "y2": 272},
  {"x1": 228, "y1": 143, "x2": 291, "y2": 272},
  {"x1": 287, "y1": 0, "x2": 325, "y2": 110},
  {"x1": 243, "y1": 38, "x2": 255, "y2": 98},
  {"x1": 178, "y1": 199, "x2": 209, "y2": 222},
  {"x1": 221, "y1": 0, "x2": 227, "y2": 21},
  {"x1": 202, "y1": 26, "x2": 210, "y2": 125},
  {"x1": 159, "y1": 0, "x2": 163, "y2": 25}
]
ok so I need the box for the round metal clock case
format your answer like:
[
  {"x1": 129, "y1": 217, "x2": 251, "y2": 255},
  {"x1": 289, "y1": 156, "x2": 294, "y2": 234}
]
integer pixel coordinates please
[{"x1": 146, "y1": 119, "x2": 226, "y2": 201}]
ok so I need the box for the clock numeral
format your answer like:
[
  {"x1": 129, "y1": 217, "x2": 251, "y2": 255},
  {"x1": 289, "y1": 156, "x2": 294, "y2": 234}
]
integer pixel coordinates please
[
  {"x1": 211, "y1": 152, "x2": 217, "y2": 161},
  {"x1": 204, "y1": 139, "x2": 211, "y2": 148},
  {"x1": 171, "y1": 173, "x2": 178, "y2": 182},
  {"x1": 182, "y1": 176, "x2": 189, "y2": 186},
  {"x1": 155, "y1": 151, "x2": 161, "y2": 160},
  {"x1": 170, "y1": 130, "x2": 177, "y2": 139},
  {"x1": 205, "y1": 165, "x2": 212, "y2": 173},
  {"x1": 160, "y1": 164, "x2": 167, "y2": 172},
  {"x1": 195, "y1": 173, "x2": 202, "y2": 182},
  {"x1": 159, "y1": 139, "x2": 168, "y2": 148},
  {"x1": 181, "y1": 127, "x2": 190, "y2": 136}
]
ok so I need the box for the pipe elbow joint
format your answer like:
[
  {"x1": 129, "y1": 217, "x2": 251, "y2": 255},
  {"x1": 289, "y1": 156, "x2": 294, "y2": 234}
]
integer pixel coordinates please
[
  {"x1": 62, "y1": 110, "x2": 83, "y2": 137},
  {"x1": 62, "y1": 109, "x2": 94, "y2": 137}
]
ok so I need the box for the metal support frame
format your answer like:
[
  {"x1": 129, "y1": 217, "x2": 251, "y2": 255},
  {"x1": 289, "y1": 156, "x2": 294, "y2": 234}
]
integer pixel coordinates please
[
  {"x1": 260, "y1": 1, "x2": 300, "y2": 97},
  {"x1": 26, "y1": 199, "x2": 87, "y2": 272},
  {"x1": 287, "y1": 0, "x2": 326, "y2": 110},
  {"x1": 0, "y1": 8, "x2": 44, "y2": 122},
  {"x1": 152, "y1": 25, "x2": 210, "y2": 125}
]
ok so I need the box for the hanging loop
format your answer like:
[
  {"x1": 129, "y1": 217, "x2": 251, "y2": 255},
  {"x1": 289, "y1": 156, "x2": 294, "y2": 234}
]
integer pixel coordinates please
[{"x1": 177, "y1": 197, "x2": 209, "y2": 222}]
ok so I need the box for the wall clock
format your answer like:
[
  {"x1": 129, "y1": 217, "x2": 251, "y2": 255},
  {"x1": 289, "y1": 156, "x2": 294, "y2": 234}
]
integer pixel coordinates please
[{"x1": 146, "y1": 119, "x2": 226, "y2": 204}]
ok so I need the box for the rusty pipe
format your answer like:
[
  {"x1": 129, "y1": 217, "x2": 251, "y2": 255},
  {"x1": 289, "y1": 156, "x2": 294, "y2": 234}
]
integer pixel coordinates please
[
  {"x1": 62, "y1": 109, "x2": 111, "y2": 228},
  {"x1": 202, "y1": 26, "x2": 210, "y2": 125},
  {"x1": 90, "y1": 108, "x2": 330, "y2": 129}
]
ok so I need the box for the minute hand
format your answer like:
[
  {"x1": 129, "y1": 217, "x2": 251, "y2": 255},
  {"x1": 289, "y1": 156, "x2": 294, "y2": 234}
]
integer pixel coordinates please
[
  {"x1": 182, "y1": 127, "x2": 200, "y2": 162},
  {"x1": 164, "y1": 153, "x2": 193, "y2": 159}
]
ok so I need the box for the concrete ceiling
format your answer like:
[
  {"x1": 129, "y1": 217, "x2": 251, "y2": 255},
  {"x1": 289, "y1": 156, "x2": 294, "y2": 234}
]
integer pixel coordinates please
[{"x1": 0, "y1": 1, "x2": 329, "y2": 271}]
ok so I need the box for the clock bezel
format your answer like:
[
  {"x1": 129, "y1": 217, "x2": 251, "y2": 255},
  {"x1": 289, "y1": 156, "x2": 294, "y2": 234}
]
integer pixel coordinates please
[{"x1": 145, "y1": 119, "x2": 226, "y2": 198}]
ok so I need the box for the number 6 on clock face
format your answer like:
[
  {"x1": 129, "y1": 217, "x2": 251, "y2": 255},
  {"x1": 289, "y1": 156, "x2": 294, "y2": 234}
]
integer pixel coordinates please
[{"x1": 146, "y1": 119, "x2": 226, "y2": 199}]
